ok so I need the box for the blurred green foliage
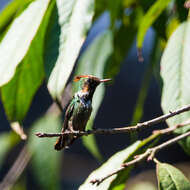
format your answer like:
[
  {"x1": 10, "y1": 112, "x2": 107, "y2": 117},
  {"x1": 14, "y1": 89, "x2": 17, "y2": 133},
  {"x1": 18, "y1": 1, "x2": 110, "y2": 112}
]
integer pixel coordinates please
[{"x1": 0, "y1": 0, "x2": 190, "y2": 189}]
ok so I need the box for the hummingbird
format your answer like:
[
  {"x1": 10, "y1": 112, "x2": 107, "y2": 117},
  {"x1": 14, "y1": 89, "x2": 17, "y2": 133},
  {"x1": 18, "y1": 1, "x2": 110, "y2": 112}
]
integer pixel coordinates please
[{"x1": 54, "y1": 75, "x2": 111, "y2": 150}]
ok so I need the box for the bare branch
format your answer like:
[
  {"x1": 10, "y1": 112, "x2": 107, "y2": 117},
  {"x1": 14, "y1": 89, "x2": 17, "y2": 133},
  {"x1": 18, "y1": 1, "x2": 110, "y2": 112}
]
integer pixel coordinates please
[
  {"x1": 153, "y1": 119, "x2": 190, "y2": 135},
  {"x1": 36, "y1": 104, "x2": 190, "y2": 138},
  {"x1": 90, "y1": 129, "x2": 190, "y2": 186},
  {"x1": 0, "y1": 146, "x2": 31, "y2": 190}
]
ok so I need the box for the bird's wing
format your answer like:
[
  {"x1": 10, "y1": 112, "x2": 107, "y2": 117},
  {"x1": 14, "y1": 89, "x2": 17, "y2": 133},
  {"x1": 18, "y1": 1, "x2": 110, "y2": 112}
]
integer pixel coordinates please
[{"x1": 61, "y1": 99, "x2": 75, "y2": 132}]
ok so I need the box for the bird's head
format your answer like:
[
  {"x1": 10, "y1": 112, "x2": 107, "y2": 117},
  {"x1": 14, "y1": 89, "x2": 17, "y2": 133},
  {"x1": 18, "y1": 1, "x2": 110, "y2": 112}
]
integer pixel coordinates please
[{"x1": 74, "y1": 75, "x2": 111, "y2": 93}]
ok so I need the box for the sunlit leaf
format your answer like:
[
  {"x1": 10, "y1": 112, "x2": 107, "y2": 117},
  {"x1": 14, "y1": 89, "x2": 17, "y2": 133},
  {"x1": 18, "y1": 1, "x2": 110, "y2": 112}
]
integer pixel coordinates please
[
  {"x1": 166, "y1": 17, "x2": 180, "y2": 39},
  {"x1": 161, "y1": 21, "x2": 190, "y2": 156},
  {"x1": 0, "y1": 0, "x2": 24, "y2": 33},
  {"x1": 47, "y1": 0, "x2": 94, "y2": 100},
  {"x1": 28, "y1": 113, "x2": 62, "y2": 190},
  {"x1": 1, "y1": 0, "x2": 55, "y2": 122},
  {"x1": 0, "y1": 0, "x2": 36, "y2": 42},
  {"x1": 0, "y1": 0, "x2": 50, "y2": 87},
  {"x1": 73, "y1": 30, "x2": 113, "y2": 160},
  {"x1": 157, "y1": 162, "x2": 190, "y2": 190},
  {"x1": 137, "y1": 0, "x2": 171, "y2": 48},
  {"x1": 79, "y1": 141, "x2": 141, "y2": 190}
]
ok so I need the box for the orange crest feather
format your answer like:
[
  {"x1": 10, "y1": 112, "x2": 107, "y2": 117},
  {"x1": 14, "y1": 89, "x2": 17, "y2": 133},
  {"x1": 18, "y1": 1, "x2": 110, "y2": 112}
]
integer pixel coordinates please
[{"x1": 73, "y1": 75, "x2": 95, "y2": 82}]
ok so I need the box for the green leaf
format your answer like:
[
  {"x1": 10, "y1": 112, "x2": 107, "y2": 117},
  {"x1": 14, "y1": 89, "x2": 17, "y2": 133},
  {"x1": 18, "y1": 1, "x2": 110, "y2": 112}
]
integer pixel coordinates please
[
  {"x1": 79, "y1": 141, "x2": 141, "y2": 190},
  {"x1": 28, "y1": 113, "x2": 62, "y2": 190},
  {"x1": 47, "y1": 0, "x2": 94, "y2": 100},
  {"x1": 109, "y1": 0, "x2": 122, "y2": 28},
  {"x1": 0, "y1": 0, "x2": 23, "y2": 33},
  {"x1": 0, "y1": 0, "x2": 50, "y2": 87},
  {"x1": 157, "y1": 162, "x2": 190, "y2": 190},
  {"x1": 44, "y1": 2, "x2": 60, "y2": 79},
  {"x1": 0, "y1": 0, "x2": 35, "y2": 42},
  {"x1": 1, "y1": 0, "x2": 55, "y2": 122},
  {"x1": 137, "y1": 0, "x2": 171, "y2": 48},
  {"x1": 73, "y1": 30, "x2": 113, "y2": 160},
  {"x1": 161, "y1": 21, "x2": 190, "y2": 156},
  {"x1": 94, "y1": 0, "x2": 107, "y2": 20}
]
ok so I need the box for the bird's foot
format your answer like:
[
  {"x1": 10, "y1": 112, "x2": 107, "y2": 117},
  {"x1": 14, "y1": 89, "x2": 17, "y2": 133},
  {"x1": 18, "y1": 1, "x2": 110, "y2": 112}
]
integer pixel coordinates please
[{"x1": 69, "y1": 128, "x2": 80, "y2": 134}]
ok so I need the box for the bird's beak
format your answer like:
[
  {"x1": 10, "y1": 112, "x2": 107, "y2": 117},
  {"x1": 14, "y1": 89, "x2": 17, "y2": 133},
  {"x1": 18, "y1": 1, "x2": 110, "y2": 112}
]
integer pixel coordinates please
[{"x1": 99, "y1": 78, "x2": 112, "y2": 83}]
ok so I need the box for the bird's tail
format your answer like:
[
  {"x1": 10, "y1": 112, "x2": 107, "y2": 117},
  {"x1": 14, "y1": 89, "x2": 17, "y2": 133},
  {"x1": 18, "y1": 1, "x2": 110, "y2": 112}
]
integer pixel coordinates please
[{"x1": 54, "y1": 134, "x2": 77, "y2": 151}]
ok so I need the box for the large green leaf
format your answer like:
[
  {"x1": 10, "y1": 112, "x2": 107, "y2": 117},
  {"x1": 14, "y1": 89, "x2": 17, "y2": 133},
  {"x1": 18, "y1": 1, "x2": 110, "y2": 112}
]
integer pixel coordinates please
[
  {"x1": 137, "y1": 0, "x2": 171, "y2": 48},
  {"x1": 43, "y1": 2, "x2": 60, "y2": 79},
  {"x1": 161, "y1": 21, "x2": 190, "y2": 156},
  {"x1": 73, "y1": 30, "x2": 113, "y2": 160},
  {"x1": 79, "y1": 141, "x2": 141, "y2": 190},
  {"x1": 0, "y1": 0, "x2": 21, "y2": 35},
  {"x1": 28, "y1": 113, "x2": 62, "y2": 190},
  {"x1": 0, "y1": 0, "x2": 50, "y2": 87},
  {"x1": 1, "y1": 0, "x2": 55, "y2": 122},
  {"x1": 157, "y1": 162, "x2": 190, "y2": 190},
  {"x1": 47, "y1": 0, "x2": 94, "y2": 100},
  {"x1": 0, "y1": 0, "x2": 29, "y2": 33},
  {"x1": 0, "y1": 0, "x2": 35, "y2": 42}
]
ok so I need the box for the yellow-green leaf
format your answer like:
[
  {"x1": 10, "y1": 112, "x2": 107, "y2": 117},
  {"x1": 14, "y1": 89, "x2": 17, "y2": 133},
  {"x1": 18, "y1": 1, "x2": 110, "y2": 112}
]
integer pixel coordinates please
[
  {"x1": 137, "y1": 0, "x2": 171, "y2": 48},
  {"x1": 157, "y1": 162, "x2": 190, "y2": 190},
  {"x1": 79, "y1": 141, "x2": 141, "y2": 190}
]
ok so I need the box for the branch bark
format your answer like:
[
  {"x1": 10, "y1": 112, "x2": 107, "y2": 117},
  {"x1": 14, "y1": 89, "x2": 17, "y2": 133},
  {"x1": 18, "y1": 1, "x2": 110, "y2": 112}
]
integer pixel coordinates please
[
  {"x1": 36, "y1": 104, "x2": 190, "y2": 138},
  {"x1": 0, "y1": 146, "x2": 31, "y2": 190},
  {"x1": 90, "y1": 126, "x2": 190, "y2": 186}
]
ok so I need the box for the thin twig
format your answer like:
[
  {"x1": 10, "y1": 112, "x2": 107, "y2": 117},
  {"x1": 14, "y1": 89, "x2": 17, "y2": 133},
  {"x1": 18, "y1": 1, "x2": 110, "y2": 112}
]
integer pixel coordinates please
[
  {"x1": 0, "y1": 145, "x2": 31, "y2": 190},
  {"x1": 153, "y1": 119, "x2": 190, "y2": 135},
  {"x1": 36, "y1": 104, "x2": 190, "y2": 138},
  {"x1": 90, "y1": 129, "x2": 190, "y2": 186}
]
